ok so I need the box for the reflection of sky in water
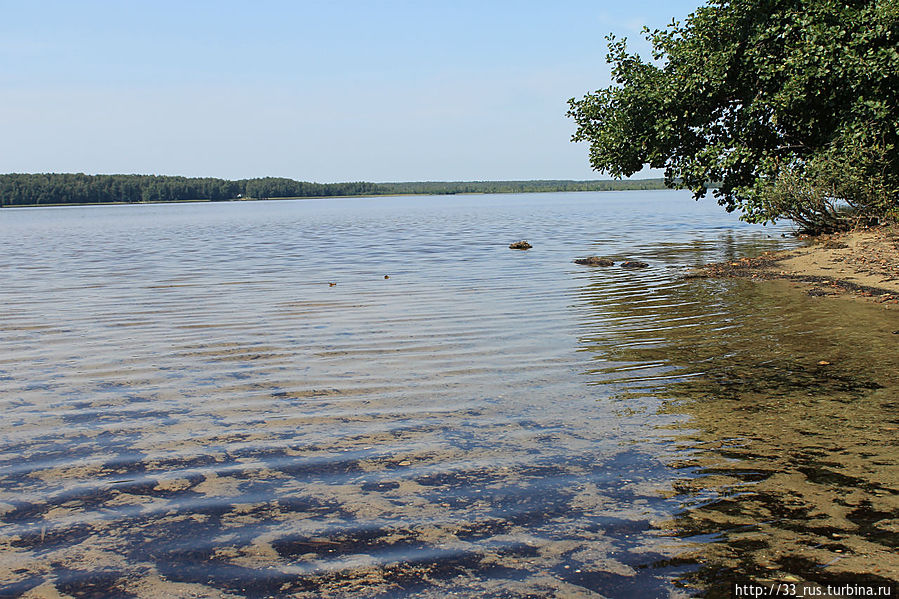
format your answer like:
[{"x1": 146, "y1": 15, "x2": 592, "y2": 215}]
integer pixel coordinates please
[
  {"x1": 579, "y1": 269, "x2": 899, "y2": 596},
  {"x1": 1, "y1": 192, "x2": 894, "y2": 597}
]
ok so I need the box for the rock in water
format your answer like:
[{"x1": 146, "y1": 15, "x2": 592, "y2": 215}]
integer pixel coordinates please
[
  {"x1": 620, "y1": 260, "x2": 649, "y2": 268},
  {"x1": 573, "y1": 256, "x2": 614, "y2": 266},
  {"x1": 509, "y1": 240, "x2": 532, "y2": 250}
]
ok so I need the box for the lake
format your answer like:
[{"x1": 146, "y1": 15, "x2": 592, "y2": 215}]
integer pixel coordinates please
[{"x1": 1, "y1": 191, "x2": 897, "y2": 598}]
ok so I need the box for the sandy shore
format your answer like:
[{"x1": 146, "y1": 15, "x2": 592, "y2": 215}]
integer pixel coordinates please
[{"x1": 693, "y1": 224, "x2": 899, "y2": 305}]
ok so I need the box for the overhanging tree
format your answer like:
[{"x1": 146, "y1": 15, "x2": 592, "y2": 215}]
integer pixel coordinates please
[{"x1": 568, "y1": 0, "x2": 899, "y2": 232}]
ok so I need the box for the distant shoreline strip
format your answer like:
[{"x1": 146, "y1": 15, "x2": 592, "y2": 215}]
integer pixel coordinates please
[{"x1": 0, "y1": 173, "x2": 668, "y2": 207}]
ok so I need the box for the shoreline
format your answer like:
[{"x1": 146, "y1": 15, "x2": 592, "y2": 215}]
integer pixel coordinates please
[
  {"x1": 0, "y1": 188, "x2": 668, "y2": 209},
  {"x1": 691, "y1": 224, "x2": 899, "y2": 306}
]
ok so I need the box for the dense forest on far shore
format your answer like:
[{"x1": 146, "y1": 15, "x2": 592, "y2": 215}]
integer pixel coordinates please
[{"x1": 0, "y1": 173, "x2": 668, "y2": 207}]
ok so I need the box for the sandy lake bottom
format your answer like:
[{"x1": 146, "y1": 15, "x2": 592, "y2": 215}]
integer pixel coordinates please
[{"x1": 1, "y1": 192, "x2": 896, "y2": 598}]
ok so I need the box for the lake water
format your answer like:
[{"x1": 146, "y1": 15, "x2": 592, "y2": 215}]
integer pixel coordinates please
[{"x1": 1, "y1": 191, "x2": 897, "y2": 598}]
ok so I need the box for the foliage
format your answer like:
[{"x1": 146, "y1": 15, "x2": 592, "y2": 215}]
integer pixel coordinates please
[
  {"x1": 749, "y1": 136, "x2": 898, "y2": 231},
  {"x1": 568, "y1": 0, "x2": 899, "y2": 233},
  {"x1": 0, "y1": 174, "x2": 668, "y2": 207}
]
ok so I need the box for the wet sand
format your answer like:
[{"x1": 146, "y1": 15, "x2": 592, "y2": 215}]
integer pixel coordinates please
[{"x1": 693, "y1": 224, "x2": 899, "y2": 305}]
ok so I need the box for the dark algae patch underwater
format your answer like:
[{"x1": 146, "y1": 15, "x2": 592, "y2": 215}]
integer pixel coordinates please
[{"x1": 582, "y1": 276, "x2": 899, "y2": 597}]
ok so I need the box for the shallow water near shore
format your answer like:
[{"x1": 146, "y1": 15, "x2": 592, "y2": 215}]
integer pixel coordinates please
[{"x1": 1, "y1": 191, "x2": 897, "y2": 598}]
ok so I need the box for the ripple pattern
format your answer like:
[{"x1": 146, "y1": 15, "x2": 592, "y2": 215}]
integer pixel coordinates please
[{"x1": 0, "y1": 192, "x2": 825, "y2": 598}]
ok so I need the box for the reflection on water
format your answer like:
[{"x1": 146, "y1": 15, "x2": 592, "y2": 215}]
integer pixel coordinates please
[
  {"x1": 580, "y1": 269, "x2": 899, "y2": 596},
  {"x1": 0, "y1": 192, "x2": 895, "y2": 598}
]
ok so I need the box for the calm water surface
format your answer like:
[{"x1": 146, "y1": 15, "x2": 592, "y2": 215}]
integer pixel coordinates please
[{"x1": 1, "y1": 192, "x2": 897, "y2": 598}]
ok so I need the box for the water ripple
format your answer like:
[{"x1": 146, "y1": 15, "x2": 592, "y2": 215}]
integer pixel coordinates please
[{"x1": 9, "y1": 192, "x2": 888, "y2": 598}]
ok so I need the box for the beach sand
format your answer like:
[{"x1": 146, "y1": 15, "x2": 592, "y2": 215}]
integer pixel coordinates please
[{"x1": 693, "y1": 224, "x2": 899, "y2": 305}]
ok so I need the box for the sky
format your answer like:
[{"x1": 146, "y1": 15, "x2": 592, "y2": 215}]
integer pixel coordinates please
[{"x1": 1, "y1": 0, "x2": 702, "y2": 182}]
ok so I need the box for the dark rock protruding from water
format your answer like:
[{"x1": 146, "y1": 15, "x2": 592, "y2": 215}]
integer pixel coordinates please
[
  {"x1": 574, "y1": 256, "x2": 614, "y2": 266},
  {"x1": 509, "y1": 241, "x2": 532, "y2": 250},
  {"x1": 620, "y1": 260, "x2": 649, "y2": 268}
]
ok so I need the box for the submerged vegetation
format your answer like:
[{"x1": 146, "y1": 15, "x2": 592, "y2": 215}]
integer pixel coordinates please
[
  {"x1": 0, "y1": 173, "x2": 667, "y2": 207},
  {"x1": 568, "y1": 0, "x2": 899, "y2": 233}
]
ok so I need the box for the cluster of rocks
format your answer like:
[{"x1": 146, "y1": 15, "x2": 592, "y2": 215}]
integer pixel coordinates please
[
  {"x1": 573, "y1": 256, "x2": 648, "y2": 268},
  {"x1": 508, "y1": 242, "x2": 648, "y2": 268},
  {"x1": 573, "y1": 256, "x2": 613, "y2": 266}
]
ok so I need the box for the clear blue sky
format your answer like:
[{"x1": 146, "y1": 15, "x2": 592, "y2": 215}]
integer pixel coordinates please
[{"x1": 1, "y1": 1, "x2": 702, "y2": 182}]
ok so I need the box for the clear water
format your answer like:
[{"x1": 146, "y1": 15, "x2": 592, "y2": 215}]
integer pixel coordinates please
[{"x1": 1, "y1": 191, "x2": 896, "y2": 598}]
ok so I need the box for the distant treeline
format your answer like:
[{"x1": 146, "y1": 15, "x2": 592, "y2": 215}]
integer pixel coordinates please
[
  {"x1": 376, "y1": 179, "x2": 668, "y2": 195},
  {"x1": 0, "y1": 173, "x2": 668, "y2": 207}
]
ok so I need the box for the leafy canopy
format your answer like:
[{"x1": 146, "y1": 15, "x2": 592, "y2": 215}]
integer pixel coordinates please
[{"x1": 568, "y1": 0, "x2": 899, "y2": 232}]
